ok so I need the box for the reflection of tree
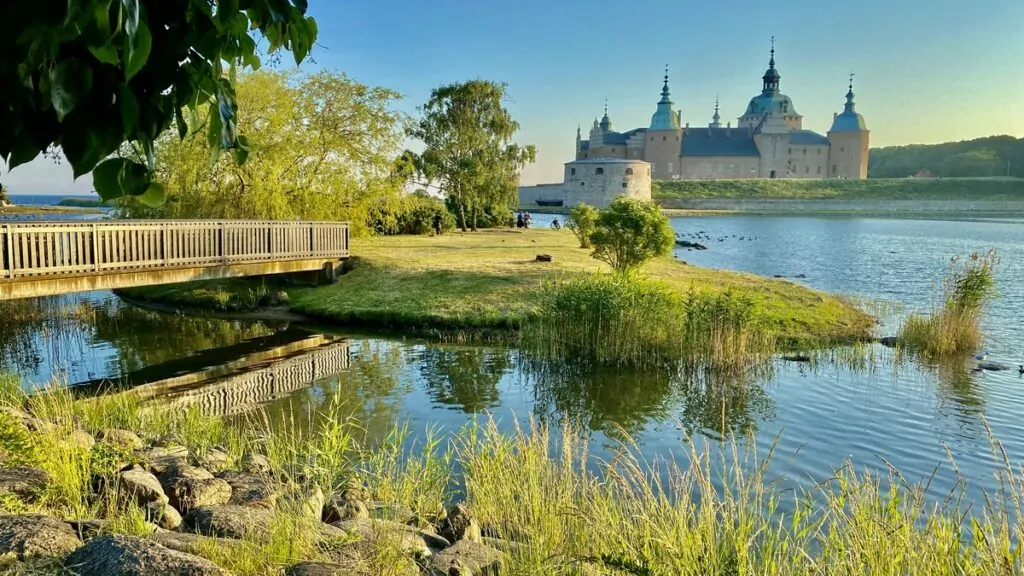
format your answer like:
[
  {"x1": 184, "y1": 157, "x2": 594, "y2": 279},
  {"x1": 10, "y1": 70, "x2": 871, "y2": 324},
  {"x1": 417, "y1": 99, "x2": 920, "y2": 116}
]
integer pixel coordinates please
[
  {"x1": 86, "y1": 300, "x2": 272, "y2": 373},
  {"x1": 418, "y1": 346, "x2": 510, "y2": 413},
  {"x1": 932, "y1": 359, "x2": 986, "y2": 428},
  {"x1": 528, "y1": 361, "x2": 774, "y2": 438},
  {"x1": 676, "y1": 368, "x2": 775, "y2": 438},
  {"x1": 0, "y1": 296, "x2": 92, "y2": 375},
  {"x1": 529, "y1": 362, "x2": 675, "y2": 436}
]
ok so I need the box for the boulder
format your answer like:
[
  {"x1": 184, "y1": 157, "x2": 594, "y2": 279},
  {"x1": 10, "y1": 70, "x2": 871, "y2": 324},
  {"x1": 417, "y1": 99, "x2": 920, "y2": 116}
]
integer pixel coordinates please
[
  {"x1": 63, "y1": 534, "x2": 226, "y2": 576},
  {"x1": 287, "y1": 558, "x2": 418, "y2": 576},
  {"x1": 67, "y1": 519, "x2": 158, "y2": 540},
  {"x1": 331, "y1": 518, "x2": 449, "y2": 558},
  {"x1": 117, "y1": 466, "x2": 168, "y2": 507},
  {"x1": 338, "y1": 478, "x2": 370, "y2": 502},
  {"x1": 184, "y1": 505, "x2": 275, "y2": 541},
  {"x1": 137, "y1": 445, "x2": 188, "y2": 475},
  {"x1": 199, "y1": 448, "x2": 233, "y2": 472},
  {"x1": 878, "y1": 336, "x2": 900, "y2": 348},
  {"x1": 323, "y1": 499, "x2": 369, "y2": 523},
  {"x1": 144, "y1": 502, "x2": 182, "y2": 531},
  {"x1": 277, "y1": 485, "x2": 324, "y2": 521},
  {"x1": 240, "y1": 452, "x2": 272, "y2": 475},
  {"x1": 437, "y1": 504, "x2": 482, "y2": 544},
  {"x1": 427, "y1": 540, "x2": 504, "y2": 576},
  {"x1": 0, "y1": 514, "x2": 82, "y2": 560},
  {"x1": 98, "y1": 429, "x2": 145, "y2": 452},
  {"x1": 65, "y1": 429, "x2": 96, "y2": 451},
  {"x1": 159, "y1": 464, "x2": 231, "y2": 513},
  {"x1": 150, "y1": 531, "x2": 245, "y2": 555},
  {"x1": 217, "y1": 471, "x2": 279, "y2": 510},
  {"x1": 0, "y1": 466, "x2": 52, "y2": 502}
]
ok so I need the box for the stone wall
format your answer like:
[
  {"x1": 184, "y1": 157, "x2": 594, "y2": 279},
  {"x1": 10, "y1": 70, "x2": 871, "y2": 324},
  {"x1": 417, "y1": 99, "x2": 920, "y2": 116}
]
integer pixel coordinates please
[
  {"x1": 518, "y1": 160, "x2": 653, "y2": 209},
  {"x1": 517, "y1": 184, "x2": 565, "y2": 206},
  {"x1": 658, "y1": 197, "x2": 1024, "y2": 215}
]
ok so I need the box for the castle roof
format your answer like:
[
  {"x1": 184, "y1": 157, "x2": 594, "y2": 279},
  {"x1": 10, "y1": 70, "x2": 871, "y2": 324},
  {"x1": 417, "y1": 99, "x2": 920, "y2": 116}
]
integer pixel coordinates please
[
  {"x1": 788, "y1": 130, "x2": 830, "y2": 145},
  {"x1": 681, "y1": 127, "x2": 760, "y2": 157},
  {"x1": 830, "y1": 79, "x2": 867, "y2": 132}
]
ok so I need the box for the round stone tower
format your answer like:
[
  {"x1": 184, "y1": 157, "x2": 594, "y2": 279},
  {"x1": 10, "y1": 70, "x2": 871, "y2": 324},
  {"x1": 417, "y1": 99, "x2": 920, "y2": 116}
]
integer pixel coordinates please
[
  {"x1": 827, "y1": 76, "x2": 870, "y2": 179},
  {"x1": 562, "y1": 158, "x2": 652, "y2": 209}
]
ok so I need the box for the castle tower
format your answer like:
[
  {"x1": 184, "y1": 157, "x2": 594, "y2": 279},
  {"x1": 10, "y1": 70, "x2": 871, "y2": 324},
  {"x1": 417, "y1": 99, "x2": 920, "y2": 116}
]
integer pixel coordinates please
[
  {"x1": 644, "y1": 65, "x2": 683, "y2": 179},
  {"x1": 710, "y1": 96, "x2": 722, "y2": 128},
  {"x1": 827, "y1": 74, "x2": 870, "y2": 179},
  {"x1": 599, "y1": 99, "x2": 613, "y2": 132}
]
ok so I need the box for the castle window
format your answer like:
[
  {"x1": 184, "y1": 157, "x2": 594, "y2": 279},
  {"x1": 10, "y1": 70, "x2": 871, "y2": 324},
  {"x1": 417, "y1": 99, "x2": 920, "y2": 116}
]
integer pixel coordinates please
[
  {"x1": 611, "y1": 148, "x2": 616, "y2": 152},
  {"x1": 580, "y1": 181, "x2": 585, "y2": 186},
  {"x1": 840, "y1": 147, "x2": 845, "y2": 152},
  {"x1": 621, "y1": 182, "x2": 628, "y2": 188},
  {"x1": 805, "y1": 166, "x2": 809, "y2": 174},
  {"x1": 650, "y1": 137, "x2": 655, "y2": 141},
  {"x1": 571, "y1": 168, "x2": 576, "y2": 176},
  {"x1": 817, "y1": 149, "x2": 821, "y2": 155},
  {"x1": 803, "y1": 148, "x2": 807, "y2": 156},
  {"x1": 663, "y1": 136, "x2": 667, "y2": 141},
  {"x1": 788, "y1": 148, "x2": 792, "y2": 155},
  {"x1": 595, "y1": 167, "x2": 604, "y2": 175},
  {"x1": 832, "y1": 165, "x2": 837, "y2": 175},
  {"x1": 817, "y1": 166, "x2": 822, "y2": 175},
  {"x1": 625, "y1": 168, "x2": 634, "y2": 176}
]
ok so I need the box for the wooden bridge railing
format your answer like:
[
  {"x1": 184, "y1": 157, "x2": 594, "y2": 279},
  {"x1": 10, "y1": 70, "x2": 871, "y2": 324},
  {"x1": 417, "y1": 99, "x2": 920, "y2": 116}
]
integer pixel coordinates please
[{"x1": 0, "y1": 220, "x2": 349, "y2": 279}]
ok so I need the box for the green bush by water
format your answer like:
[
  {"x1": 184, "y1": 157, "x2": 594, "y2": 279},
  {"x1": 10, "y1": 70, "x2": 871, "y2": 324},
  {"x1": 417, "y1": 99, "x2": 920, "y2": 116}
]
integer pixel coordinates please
[
  {"x1": 566, "y1": 203, "x2": 598, "y2": 248},
  {"x1": 522, "y1": 273, "x2": 774, "y2": 372},
  {"x1": 899, "y1": 250, "x2": 998, "y2": 357},
  {"x1": 589, "y1": 196, "x2": 675, "y2": 274}
]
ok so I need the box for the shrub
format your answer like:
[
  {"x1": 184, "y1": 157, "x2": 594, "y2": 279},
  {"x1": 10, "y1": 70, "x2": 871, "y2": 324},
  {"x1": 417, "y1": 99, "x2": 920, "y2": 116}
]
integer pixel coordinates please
[
  {"x1": 590, "y1": 196, "x2": 675, "y2": 274},
  {"x1": 366, "y1": 194, "x2": 455, "y2": 236},
  {"x1": 566, "y1": 203, "x2": 598, "y2": 248},
  {"x1": 898, "y1": 250, "x2": 997, "y2": 357}
]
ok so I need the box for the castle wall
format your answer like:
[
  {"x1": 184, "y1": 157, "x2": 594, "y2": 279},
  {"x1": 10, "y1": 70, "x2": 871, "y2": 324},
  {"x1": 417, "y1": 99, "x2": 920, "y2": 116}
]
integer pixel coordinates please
[
  {"x1": 827, "y1": 131, "x2": 869, "y2": 179},
  {"x1": 564, "y1": 160, "x2": 652, "y2": 208},
  {"x1": 517, "y1": 184, "x2": 566, "y2": 206},
  {"x1": 642, "y1": 129, "x2": 683, "y2": 179},
  {"x1": 785, "y1": 144, "x2": 830, "y2": 178},
  {"x1": 680, "y1": 157, "x2": 761, "y2": 179}
]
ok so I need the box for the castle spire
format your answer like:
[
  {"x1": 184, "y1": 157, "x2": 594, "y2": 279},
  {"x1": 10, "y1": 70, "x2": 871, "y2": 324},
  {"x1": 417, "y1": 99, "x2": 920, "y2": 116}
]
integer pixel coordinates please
[
  {"x1": 711, "y1": 95, "x2": 722, "y2": 128},
  {"x1": 599, "y1": 99, "x2": 612, "y2": 131},
  {"x1": 649, "y1": 65, "x2": 680, "y2": 130},
  {"x1": 845, "y1": 72, "x2": 856, "y2": 110},
  {"x1": 659, "y1": 64, "x2": 671, "y2": 102},
  {"x1": 762, "y1": 36, "x2": 781, "y2": 94}
]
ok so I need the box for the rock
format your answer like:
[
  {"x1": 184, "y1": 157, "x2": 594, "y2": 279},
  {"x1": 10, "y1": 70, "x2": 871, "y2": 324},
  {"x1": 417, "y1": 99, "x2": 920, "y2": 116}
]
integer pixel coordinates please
[
  {"x1": 276, "y1": 484, "x2": 324, "y2": 521},
  {"x1": 288, "y1": 555, "x2": 418, "y2": 576},
  {"x1": 286, "y1": 562, "x2": 357, "y2": 576},
  {"x1": 331, "y1": 518, "x2": 449, "y2": 558},
  {"x1": 367, "y1": 502, "x2": 417, "y2": 524},
  {"x1": 0, "y1": 514, "x2": 82, "y2": 560},
  {"x1": 781, "y1": 353, "x2": 812, "y2": 363},
  {"x1": 65, "y1": 429, "x2": 96, "y2": 451},
  {"x1": 323, "y1": 499, "x2": 369, "y2": 523},
  {"x1": 159, "y1": 464, "x2": 231, "y2": 513},
  {"x1": 98, "y1": 429, "x2": 145, "y2": 452},
  {"x1": 482, "y1": 536, "x2": 529, "y2": 555},
  {"x1": 978, "y1": 362, "x2": 1011, "y2": 371},
  {"x1": 339, "y1": 478, "x2": 370, "y2": 502},
  {"x1": 437, "y1": 504, "x2": 482, "y2": 544},
  {"x1": 117, "y1": 466, "x2": 168, "y2": 507},
  {"x1": 674, "y1": 240, "x2": 707, "y2": 250},
  {"x1": 199, "y1": 448, "x2": 233, "y2": 472},
  {"x1": 878, "y1": 336, "x2": 900, "y2": 348},
  {"x1": 217, "y1": 471, "x2": 279, "y2": 510},
  {"x1": 240, "y1": 452, "x2": 272, "y2": 475},
  {"x1": 137, "y1": 445, "x2": 188, "y2": 475},
  {"x1": 150, "y1": 531, "x2": 245, "y2": 555},
  {"x1": 427, "y1": 540, "x2": 504, "y2": 576},
  {"x1": 535, "y1": 254, "x2": 552, "y2": 262},
  {"x1": 144, "y1": 502, "x2": 182, "y2": 531},
  {"x1": 185, "y1": 505, "x2": 275, "y2": 541},
  {"x1": 0, "y1": 466, "x2": 52, "y2": 502},
  {"x1": 63, "y1": 534, "x2": 226, "y2": 575},
  {"x1": 66, "y1": 519, "x2": 158, "y2": 540},
  {"x1": 794, "y1": 273, "x2": 807, "y2": 279}
]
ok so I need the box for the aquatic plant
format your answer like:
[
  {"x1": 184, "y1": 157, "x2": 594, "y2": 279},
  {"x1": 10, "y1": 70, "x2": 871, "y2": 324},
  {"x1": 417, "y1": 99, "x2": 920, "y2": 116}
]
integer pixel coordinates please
[
  {"x1": 522, "y1": 273, "x2": 774, "y2": 373},
  {"x1": 899, "y1": 250, "x2": 998, "y2": 358}
]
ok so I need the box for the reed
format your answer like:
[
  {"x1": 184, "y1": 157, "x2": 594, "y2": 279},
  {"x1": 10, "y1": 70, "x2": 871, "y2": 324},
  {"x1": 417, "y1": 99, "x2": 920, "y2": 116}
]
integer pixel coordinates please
[
  {"x1": 522, "y1": 273, "x2": 775, "y2": 373},
  {"x1": 898, "y1": 250, "x2": 998, "y2": 358}
]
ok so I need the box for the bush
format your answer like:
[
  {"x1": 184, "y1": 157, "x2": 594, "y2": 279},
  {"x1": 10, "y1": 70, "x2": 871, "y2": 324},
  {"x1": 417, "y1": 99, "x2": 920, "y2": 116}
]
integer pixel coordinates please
[
  {"x1": 590, "y1": 197, "x2": 675, "y2": 274},
  {"x1": 566, "y1": 203, "x2": 598, "y2": 248},
  {"x1": 898, "y1": 250, "x2": 998, "y2": 357},
  {"x1": 366, "y1": 194, "x2": 455, "y2": 236}
]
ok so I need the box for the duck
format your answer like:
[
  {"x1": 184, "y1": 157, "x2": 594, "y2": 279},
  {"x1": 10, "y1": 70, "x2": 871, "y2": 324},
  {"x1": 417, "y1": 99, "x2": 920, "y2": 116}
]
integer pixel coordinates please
[
  {"x1": 1019, "y1": 365, "x2": 1024, "y2": 376},
  {"x1": 973, "y1": 351, "x2": 989, "y2": 361}
]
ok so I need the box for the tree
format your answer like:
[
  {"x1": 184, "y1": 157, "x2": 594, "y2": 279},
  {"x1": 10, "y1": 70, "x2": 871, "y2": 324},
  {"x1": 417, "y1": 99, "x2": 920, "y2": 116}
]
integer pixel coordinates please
[
  {"x1": 406, "y1": 80, "x2": 535, "y2": 232},
  {"x1": 0, "y1": 1, "x2": 317, "y2": 205},
  {"x1": 590, "y1": 197, "x2": 675, "y2": 274},
  {"x1": 117, "y1": 70, "x2": 407, "y2": 235},
  {"x1": 0, "y1": 182, "x2": 9, "y2": 207},
  {"x1": 566, "y1": 203, "x2": 598, "y2": 248}
]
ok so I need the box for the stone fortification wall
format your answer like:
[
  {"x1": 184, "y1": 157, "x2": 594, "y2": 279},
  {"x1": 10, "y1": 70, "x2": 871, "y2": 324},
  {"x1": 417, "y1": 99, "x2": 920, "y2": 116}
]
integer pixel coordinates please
[
  {"x1": 658, "y1": 197, "x2": 1024, "y2": 215},
  {"x1": 517, "y1": 184, "x2": 565, "y2": 206},
  {"x1": 518, "y1": 159, "x2": 653, "y2": 209}
]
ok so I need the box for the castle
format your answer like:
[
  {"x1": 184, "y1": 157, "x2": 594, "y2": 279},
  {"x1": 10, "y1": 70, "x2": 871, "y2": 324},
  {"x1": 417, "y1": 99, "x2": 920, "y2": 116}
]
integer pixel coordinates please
[
  {"x1": 577, "y1": 44, "x2": 869, "y2": 181},
  {"x1": 518, "y1": 42, "x2": 870, "y2": 208}
]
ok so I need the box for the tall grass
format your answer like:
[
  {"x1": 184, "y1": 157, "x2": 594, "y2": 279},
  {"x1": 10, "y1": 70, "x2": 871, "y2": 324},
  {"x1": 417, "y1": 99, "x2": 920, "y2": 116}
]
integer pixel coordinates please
[
  {"x1": 3, "y1": 375, "x2": 1024, "y2": 574},
  {"x1": 899, "y1": 251, "x2": 998, "y2": 358},
  {"x1": 522, "y1": 273, "x2": 774, "y2": 373}
]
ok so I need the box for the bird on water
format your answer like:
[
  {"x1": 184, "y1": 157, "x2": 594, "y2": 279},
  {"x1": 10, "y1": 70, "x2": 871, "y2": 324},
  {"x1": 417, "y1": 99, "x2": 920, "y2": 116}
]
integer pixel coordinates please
[
  {"x1": 1019, "y1": 365, "x2": 1024, "y2": 376},
  {"x1": 973, "y1": 351, "x2": 989, "y2": 361}
]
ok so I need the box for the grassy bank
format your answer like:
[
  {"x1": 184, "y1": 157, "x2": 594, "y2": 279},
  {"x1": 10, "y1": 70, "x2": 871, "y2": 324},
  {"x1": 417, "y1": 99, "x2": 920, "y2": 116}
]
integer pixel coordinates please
[
  {"x1": 122, "y1": 229, "x2": 872, "y2": 347},
  {"x1": 2, "y1": 377, "x2": 1023, "y2": 575},
  {"x1": 654, "y1": 177, "x2": 1024, "y2": 200}
]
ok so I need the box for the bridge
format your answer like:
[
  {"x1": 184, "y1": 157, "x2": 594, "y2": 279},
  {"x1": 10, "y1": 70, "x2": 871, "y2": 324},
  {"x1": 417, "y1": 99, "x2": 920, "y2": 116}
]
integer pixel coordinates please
[{"x1": 0, "y1": 220, "x2": 349, "y2": 300}]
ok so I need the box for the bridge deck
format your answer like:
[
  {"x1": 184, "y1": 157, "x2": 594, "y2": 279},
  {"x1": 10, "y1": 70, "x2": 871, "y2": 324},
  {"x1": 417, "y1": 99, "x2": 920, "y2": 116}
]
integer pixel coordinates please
[{"x1": 0, "y1": 220, "x2": 349, "y2": 300}]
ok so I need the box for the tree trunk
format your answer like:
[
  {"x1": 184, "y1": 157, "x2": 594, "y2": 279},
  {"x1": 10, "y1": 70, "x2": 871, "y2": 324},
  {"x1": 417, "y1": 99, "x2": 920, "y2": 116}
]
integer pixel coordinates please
[
  {"x1": 457, "y1": 198, "x2": 468, "y2": 232},
  {"x1": 471, "y1": 205, "x2": 478, "y2": 232}
]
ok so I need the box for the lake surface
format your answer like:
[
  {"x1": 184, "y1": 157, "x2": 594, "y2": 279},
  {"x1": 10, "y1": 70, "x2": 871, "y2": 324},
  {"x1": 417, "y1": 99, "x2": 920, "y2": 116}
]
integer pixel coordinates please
[{"x1": 3, "y1": 215, "x2": 1024, "y2": 507}]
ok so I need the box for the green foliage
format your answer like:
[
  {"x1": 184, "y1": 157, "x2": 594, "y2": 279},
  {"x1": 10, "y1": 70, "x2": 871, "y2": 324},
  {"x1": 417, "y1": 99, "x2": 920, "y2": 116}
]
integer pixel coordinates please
[
  {"x1": 117, "y1": 70, "x2": 407, "y2": 235},
  {"x1": 405, "y1": 80, "x2": 536, "y2": 231},
  {"x1": 869, "y1": 135, "x2": 1024, "y2": 178},
  {"x1": 367, "y1": 193, "x2": 456, "y2": 236},
  {"x1": 653, "y1": 177, "x2": 1024, "y2": 201},
  {"x1": 899, "y1": 251, "x2": 998, "y2": 358},
  {"x1": 566, "y1": 203, "x2": 598, "y2": 248},
  {"x1": 0, "y1": 411, "x2": 41, "y2": 468},
  {"x1": 523, "y1": 273, "x2": 772, "y2": 371},
  {"x1": 0, "y1": 1, "x2": 317, "y2": 203},
  {"x1": 57, "y1": 198, "x2": 106, "y2": 208},
  {"x1": 590, "y1": 197, "x2": 675, "y2": 274}
]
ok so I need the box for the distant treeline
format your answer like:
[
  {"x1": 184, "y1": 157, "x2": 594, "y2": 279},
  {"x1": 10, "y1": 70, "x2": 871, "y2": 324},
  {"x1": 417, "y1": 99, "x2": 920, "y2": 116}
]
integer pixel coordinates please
[
  {"x1": 57, "y1": 198, "x2": 106, "y2": 208},
  {"x1": 869, "y1": 135, "x2": 1024, "y2": 178}
]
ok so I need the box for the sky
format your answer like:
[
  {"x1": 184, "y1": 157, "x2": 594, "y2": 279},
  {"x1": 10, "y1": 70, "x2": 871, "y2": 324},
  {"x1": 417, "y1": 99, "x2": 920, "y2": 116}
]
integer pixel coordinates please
[{"x1": 5, "y1": 0, "x2": 1023, "y2": 193}]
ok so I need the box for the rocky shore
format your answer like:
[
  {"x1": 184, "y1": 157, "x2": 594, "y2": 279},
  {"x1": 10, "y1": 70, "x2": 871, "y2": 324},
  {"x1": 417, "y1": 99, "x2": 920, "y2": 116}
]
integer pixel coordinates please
[{"x1": 0, "y1": 408, "x2": 506, "y2": 576}]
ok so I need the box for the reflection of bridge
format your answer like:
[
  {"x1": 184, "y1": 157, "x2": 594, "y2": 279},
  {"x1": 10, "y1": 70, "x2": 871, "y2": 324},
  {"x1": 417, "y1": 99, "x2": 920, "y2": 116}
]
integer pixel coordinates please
[
  {"x1": 0, "y1": 220, "x2": 349, "y2": 300},
  {"x1": 115, "y1": 335, "x2": 351, "y2": 417}
]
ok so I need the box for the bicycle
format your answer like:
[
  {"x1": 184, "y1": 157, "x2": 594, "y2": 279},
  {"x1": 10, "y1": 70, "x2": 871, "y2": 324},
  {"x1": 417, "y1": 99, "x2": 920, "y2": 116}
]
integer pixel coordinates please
[{"x1": 550, "y1": 218, "x2": 562, "y2": 231}]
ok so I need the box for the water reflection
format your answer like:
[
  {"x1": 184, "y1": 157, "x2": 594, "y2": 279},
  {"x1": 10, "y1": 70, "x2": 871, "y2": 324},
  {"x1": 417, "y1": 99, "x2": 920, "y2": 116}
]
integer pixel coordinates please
[{"x1": 415, "y1": 345, "x2": 510, "y2": 413}]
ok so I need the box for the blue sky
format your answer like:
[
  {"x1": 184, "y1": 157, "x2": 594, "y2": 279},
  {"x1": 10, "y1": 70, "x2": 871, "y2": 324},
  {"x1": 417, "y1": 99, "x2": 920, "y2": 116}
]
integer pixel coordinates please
[{"x1": 6, "y1": 0, "x2": 1022, "y2": 193}]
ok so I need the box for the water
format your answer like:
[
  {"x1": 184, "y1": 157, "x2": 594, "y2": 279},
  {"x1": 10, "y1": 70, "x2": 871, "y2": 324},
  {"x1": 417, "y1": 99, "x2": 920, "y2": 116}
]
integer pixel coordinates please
[
  {"x1": 3, "y1": 215, "x2": 1024, "y2": 507},
  {"x1": 7, "y1": 195, "x2": 100, "y2": 206}
]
